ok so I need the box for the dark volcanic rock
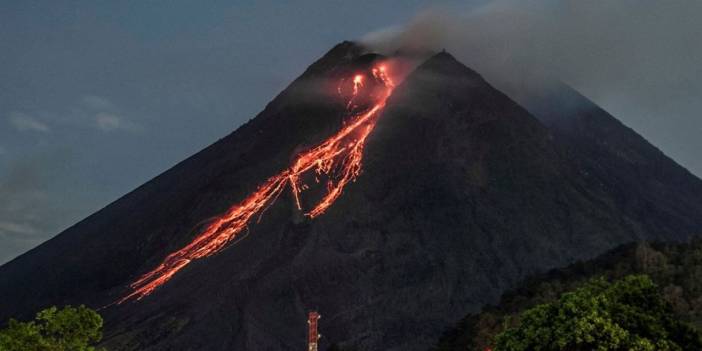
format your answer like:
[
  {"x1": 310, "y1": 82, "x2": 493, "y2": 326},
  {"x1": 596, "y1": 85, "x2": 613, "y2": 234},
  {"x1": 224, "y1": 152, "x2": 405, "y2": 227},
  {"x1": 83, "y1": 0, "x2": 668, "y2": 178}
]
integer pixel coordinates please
[
  {"x1": 1, "y1": 43, "x2": 701, "y2": 351},
  {"x1": 519, "y1": 83, "x2": 702, "y2": 238}
]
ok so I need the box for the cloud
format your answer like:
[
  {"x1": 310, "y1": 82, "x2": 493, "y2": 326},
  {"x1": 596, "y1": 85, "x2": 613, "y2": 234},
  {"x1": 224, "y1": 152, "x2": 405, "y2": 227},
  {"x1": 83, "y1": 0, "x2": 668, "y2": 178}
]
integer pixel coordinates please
[
  {"x1": 76, "y1": 95, "x2": 145, "y2": 133},
  {"x1": 95, "y1": 112, "x2": 143, "y2": 132},
  {"x1": 95, "y1": 112, "x2": 122, "y2": 131},
  {"x1": 0, "y1": 156, "x2": 56, "y2": 264},
  {"x1": 0, "y1": 221, "x2": 40, "y2": 236},
  {"x1": 81, "y1": 95, "x2": 114, "y2": 110},
  {"x1": 0, "y1": 146, "x2": 6, "y2": 156},
  {"x1": 8, "y1": 112, "x2": 50, "y2": 133}
]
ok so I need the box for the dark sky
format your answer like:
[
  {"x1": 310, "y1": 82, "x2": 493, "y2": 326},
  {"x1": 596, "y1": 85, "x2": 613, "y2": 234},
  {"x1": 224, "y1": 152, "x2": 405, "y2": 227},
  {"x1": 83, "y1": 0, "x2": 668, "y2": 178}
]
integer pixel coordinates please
[{"x1": 1, "y1": 0, "x2": 700, "y2": 264}]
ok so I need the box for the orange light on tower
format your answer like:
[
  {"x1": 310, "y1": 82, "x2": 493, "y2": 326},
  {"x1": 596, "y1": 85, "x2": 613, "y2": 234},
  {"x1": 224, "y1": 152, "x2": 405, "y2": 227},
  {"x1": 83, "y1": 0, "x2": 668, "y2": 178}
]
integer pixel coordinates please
[{"x1": 308, "y1": 311, "x2": 321, "y2": 351}]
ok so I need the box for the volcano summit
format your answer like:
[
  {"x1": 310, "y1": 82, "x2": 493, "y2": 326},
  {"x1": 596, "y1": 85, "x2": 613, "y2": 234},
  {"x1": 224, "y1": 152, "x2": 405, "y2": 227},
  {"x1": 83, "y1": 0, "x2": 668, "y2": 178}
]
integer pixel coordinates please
[{"x1": 1, "y1": 42, "x2": 701, "y2": 351}]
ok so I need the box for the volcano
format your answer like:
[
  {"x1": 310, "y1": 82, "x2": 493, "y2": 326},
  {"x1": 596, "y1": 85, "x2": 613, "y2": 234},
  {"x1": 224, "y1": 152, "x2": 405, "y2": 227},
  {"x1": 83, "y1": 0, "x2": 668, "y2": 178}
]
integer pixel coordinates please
[{"x1": 1, "y1": 42, "x2": 701, "y2": 351}]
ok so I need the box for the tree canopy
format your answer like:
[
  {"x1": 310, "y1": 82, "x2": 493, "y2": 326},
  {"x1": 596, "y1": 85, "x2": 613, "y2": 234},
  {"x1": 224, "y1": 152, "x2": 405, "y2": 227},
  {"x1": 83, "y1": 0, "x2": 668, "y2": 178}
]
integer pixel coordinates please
[
  {"x1": 494, "y1": 275, "x2": 702, "y2": 351},
  {"x1": 0, "y1": 305, "x2": 105, "y2": 351}
]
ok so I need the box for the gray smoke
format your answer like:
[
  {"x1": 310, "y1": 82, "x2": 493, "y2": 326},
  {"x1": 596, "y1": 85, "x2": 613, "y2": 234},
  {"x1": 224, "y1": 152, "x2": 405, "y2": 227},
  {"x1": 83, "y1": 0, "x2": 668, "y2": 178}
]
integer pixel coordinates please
[{"x1": 362, "y1": 0, "x2": 702, "y2": 176}]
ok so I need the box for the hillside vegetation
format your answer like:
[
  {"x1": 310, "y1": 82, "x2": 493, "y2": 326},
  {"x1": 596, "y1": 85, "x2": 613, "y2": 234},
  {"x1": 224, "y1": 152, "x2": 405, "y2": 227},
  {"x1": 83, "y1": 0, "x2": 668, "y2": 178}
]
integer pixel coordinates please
[{"x1": 434, "y1": 240, "x2": 702, "y2": 350}]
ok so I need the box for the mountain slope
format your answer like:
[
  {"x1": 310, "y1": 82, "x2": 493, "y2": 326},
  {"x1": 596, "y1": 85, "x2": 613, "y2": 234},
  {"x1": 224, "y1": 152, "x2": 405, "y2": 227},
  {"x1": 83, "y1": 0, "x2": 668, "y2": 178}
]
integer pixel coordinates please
[
  {"x1": 520, "y1": 83, "x2": 702, "y2": 237},
  {"x1": 0, "y1": 43, "x2": 701, "y2": 351},
  {"x1": 0, "y1": 40, "x2": 367, "y2": 319}
]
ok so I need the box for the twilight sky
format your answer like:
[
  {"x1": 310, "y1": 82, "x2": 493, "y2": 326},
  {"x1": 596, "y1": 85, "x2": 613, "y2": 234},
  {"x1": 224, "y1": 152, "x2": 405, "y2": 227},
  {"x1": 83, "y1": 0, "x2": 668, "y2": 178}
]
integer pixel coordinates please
[{"x1": 1, "y1": 0, "x2": 700, "y2": 264}]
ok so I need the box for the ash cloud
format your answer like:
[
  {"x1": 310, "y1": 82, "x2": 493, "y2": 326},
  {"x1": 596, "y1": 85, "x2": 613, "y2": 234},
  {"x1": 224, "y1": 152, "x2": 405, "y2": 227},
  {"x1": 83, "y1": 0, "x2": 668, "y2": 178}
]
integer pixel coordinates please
[{"x1": 362, "y1": 1, "x2": 702, "y2": 176}]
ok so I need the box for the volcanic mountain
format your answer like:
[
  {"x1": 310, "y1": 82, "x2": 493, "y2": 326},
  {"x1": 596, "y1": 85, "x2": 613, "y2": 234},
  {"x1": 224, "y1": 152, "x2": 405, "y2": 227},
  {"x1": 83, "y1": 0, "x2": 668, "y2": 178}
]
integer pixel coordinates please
[{"x1": 1, "y1": 42, "x2": 701, "y2": 351}]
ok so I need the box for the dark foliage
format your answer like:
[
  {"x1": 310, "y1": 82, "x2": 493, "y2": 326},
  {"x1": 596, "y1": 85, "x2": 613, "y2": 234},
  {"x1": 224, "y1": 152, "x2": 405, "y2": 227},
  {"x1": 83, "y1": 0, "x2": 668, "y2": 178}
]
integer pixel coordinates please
[
  {"x1": 0, "y1": 305, "x2": 104, "y2": 351},
  {"x1": 495, "y1": 275, "x2": 701, "y2": 350},
  {"x1": 434, "y1": 240, "x2": 702, "y2": 350}
]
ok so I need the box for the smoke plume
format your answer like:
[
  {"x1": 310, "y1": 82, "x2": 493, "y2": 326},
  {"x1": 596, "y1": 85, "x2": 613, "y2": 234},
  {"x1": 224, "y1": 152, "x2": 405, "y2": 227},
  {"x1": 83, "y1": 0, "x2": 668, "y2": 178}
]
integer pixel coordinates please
[{"x1": 362, "y1": 0, "x2": 702, "y2": 176}]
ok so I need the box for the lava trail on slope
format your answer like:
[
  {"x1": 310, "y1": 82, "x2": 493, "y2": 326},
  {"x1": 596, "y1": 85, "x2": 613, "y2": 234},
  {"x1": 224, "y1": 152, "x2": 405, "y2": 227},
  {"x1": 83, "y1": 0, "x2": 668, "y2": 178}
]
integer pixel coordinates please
[{"x1": 118, "y1": 61, "x2": 398, "y2": 303}]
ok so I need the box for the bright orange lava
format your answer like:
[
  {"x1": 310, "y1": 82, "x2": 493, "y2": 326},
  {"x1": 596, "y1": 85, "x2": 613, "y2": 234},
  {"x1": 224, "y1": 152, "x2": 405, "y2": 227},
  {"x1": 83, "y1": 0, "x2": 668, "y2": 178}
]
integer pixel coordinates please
[{"x1": 118, "y1": 62, "x2": 397, "y2": 303}]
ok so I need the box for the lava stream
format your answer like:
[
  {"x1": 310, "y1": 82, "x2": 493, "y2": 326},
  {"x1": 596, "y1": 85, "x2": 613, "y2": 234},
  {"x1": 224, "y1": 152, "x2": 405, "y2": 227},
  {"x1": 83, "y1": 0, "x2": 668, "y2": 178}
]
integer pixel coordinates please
[{"x1": 118, "y1": 63, "x2": 396, "y2": 303}]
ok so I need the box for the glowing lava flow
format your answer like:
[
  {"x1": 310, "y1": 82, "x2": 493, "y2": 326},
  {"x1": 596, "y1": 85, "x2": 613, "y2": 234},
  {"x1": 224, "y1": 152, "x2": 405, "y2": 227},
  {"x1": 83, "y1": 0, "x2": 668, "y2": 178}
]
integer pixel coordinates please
[{"x1": 118, "y1": 63, "x2": 396, "y2": 303}]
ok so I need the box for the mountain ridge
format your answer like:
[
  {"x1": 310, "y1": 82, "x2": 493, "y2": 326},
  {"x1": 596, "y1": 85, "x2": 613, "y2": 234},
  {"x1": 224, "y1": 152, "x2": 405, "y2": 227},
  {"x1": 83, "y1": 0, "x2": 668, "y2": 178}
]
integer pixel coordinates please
[{"x1": 1, "y1": 42, "x2": 701, "y2": 351}]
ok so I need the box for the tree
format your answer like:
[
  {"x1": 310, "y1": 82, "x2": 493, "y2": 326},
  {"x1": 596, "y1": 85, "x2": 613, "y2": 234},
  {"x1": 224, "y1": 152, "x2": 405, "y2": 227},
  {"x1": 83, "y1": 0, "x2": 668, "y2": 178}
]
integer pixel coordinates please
[
  {"x1": 0, "y1": 305, "x2": 105, "y2": 351},
  {"x1": 494, "y1": 275, "x2": 702, "y2": 351}
]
